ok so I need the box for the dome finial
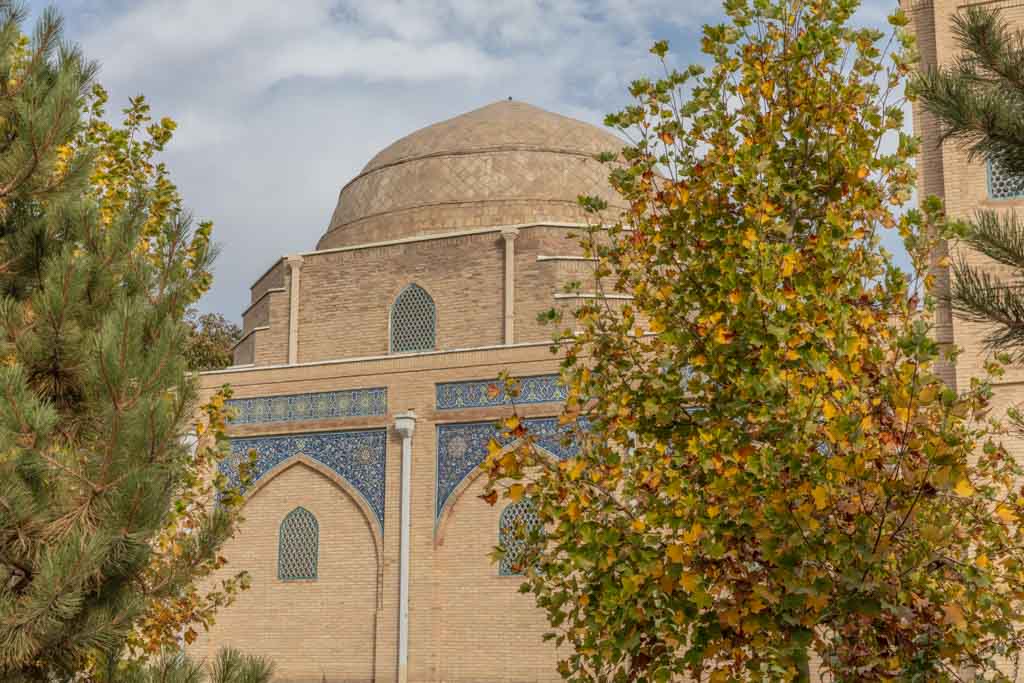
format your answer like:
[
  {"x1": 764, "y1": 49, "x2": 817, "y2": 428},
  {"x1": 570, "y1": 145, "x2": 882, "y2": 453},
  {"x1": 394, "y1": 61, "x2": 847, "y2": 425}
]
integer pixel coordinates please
[{"x1": 507, "y1": 96, "x2": 512, "y2": 101}]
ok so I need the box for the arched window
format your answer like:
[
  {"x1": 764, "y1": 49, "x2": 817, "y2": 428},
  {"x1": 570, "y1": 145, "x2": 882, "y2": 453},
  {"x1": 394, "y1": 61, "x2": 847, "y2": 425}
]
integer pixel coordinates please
[
  {"x1": 499, "y1": 499, "x2": 541, "y2": 576},
  {"x1": 278, "y1": 507, "x2": 318, "y2": 581},
  {"x1": 390, "y1": 284, "x2": 436, "y2": 353}
]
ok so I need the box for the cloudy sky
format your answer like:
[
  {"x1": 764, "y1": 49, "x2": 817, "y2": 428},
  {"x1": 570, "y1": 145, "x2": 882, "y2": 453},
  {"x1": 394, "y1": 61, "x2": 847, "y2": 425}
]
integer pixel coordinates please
[{"x1": 26, "y1": 0, "x2": 904, "y2": 320}]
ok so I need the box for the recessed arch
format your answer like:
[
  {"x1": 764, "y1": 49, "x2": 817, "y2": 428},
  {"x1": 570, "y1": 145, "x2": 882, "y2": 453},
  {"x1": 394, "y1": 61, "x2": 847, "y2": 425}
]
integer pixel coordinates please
[
  {"x1": 243, "y1": 455, "x2": 383, "y2": 579},
  {"x1": 434, "y1": 441, "x2": 559, "y2": 546},
  {"x1": 390, "y1": 283, "x2": 436, "y2": 353}
]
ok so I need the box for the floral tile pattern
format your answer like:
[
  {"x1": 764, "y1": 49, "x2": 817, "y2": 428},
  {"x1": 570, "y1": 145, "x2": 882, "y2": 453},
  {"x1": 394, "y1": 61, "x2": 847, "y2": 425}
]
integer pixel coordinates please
[
  {"x1": 435, "y1": 374, "x2": 566, "y2": 410},
  {"x1": 435, "y1": 417, "x2": 581, "y2": 519},
  {"x1": 227, "y1": 388, "x2": 387, "y2": 425},
  {"x1": 224, "y1": 429, "x2": 388, "y2": 529}
]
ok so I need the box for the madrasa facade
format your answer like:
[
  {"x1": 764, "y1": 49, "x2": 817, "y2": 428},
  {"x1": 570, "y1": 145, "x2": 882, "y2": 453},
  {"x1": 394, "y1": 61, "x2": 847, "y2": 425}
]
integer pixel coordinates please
[
  {"x1": 191, "y1": 100, "x2": 624, "y2": 683},
  {"x1": 191, "y1": 0, "x2": 1024, "y2": 678}
]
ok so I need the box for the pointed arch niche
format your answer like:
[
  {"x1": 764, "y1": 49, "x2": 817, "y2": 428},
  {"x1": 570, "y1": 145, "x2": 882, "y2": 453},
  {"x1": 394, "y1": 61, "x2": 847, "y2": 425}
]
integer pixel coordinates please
[{"x1": 434, "y1": 418, "x2": 579, "y2": 546}]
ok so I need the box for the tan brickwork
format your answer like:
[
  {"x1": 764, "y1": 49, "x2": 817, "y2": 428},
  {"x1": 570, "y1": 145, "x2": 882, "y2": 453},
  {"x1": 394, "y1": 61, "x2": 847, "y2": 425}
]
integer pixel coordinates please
[
  {"x1": 318, "y1": 101, "x2": 625, "y2": 250},
  {"x1": 195, "y1": 340, "x2": 572, "y2": 682},
  {"x1": 907, "y1": 0, "x2": 1024, "y2": 390},
  {"x1": 296, "y1": 233, "x2": 505, "y2": 362},
  {"x1": 191, "y1": 459, "x2": 379, "y2": 682}
]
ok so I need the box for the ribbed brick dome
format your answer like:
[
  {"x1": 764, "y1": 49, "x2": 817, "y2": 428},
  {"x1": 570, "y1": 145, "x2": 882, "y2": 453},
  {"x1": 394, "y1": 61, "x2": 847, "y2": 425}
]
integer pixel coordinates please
[{"x1": 316, "y1": 100, "x2": 624, "y2": 250}]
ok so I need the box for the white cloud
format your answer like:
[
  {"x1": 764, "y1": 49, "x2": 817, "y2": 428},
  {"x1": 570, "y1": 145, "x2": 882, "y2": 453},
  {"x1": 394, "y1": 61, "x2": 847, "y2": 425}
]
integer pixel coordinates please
[{"x1": 29, "y1": 0, "x2": 904, "y2": 319}]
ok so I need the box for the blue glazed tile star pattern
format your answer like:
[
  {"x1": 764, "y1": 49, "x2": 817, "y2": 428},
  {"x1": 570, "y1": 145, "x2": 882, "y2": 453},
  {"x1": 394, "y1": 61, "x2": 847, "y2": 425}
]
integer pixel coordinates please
[
  {"x1": 225, "y1": 429, "x2": 387, "y2": 529},
  {"x1": 435, "y1": 374, "x2": 566, "y2": 410},
  {"x1": 435, "y1": 417, "x2": 582, "y2": 519},
  {"x1": 227, "y1": 388, "x2": 387, "y2": 425}
]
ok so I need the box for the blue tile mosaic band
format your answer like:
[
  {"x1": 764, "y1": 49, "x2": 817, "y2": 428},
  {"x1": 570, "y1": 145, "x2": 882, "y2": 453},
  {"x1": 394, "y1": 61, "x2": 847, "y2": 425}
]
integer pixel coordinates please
[
  {"x1": 435, "y1": 374, "x2": 567, "y2": 410},
  {"x1": 227, "y1": 388, "x2": 387, "y2": 425},
  {"x1": 435, "y1": 417, "x2": 582, "y2": 519},
  {"x1": 225, "y1": 429, "x2": 387, "y2": 529}
]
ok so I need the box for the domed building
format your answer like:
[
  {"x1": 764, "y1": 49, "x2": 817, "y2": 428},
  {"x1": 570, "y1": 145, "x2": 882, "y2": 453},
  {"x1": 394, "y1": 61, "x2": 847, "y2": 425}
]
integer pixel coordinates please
[{"x1": 193, "y1": 100, "x2": 624, "y2": 682}]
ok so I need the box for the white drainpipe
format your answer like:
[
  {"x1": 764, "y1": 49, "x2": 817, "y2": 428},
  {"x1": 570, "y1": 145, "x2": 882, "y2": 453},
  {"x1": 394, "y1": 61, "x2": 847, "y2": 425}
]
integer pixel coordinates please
[{"x1": 393, "y1": 411, "x2": 417, "y2": 683}]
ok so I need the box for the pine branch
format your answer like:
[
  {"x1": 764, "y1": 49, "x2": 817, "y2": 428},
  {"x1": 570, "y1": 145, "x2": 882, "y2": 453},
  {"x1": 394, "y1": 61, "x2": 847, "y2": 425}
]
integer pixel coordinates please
[
  {"x1": 951, "y1": 255, "x2": 1024, "y2": 353},
  {"x1": 960, "y1": 209, "x2": 1024, "y2": 271},
  {"x1": 914, "y1": 6, "x2": 1024, "y2": 177}
]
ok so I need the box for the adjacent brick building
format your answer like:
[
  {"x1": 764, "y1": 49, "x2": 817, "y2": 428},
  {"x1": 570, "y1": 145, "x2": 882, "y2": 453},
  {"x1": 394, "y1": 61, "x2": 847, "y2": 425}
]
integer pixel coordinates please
[{"x1": 905, "y1": 0, "x2": 1024, "y2": 456}]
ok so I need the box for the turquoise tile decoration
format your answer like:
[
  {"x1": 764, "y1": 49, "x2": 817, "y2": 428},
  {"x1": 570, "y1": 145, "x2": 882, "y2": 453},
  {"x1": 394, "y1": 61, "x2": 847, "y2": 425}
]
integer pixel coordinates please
[
  {"x1": 227, "y1": 387, "x2": 386, "y2": 425},
  {"x1": 435, "y1": 417, "x2": 583, "y2": 519},
  {"x1": 224, "y1": 429, "x2": 387, "y2": 529},
  {"x1": 435, "y1": 374, "x2": 566, "y2": 410}
]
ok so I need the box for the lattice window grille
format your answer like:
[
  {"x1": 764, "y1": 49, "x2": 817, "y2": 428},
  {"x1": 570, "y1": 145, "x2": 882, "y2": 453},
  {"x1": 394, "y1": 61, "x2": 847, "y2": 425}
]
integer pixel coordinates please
[
  {"x1": 390, "y1": 284, "x2": 436, "y2": 353},
  {"x1": 278, "y1": 507, "x2": 319, "y2": 581},
  {"x1": 989, "y1": 159, "x2": 1024, "y2": 200},
  {"x1": 499, "y1": 499, "x2": 541, "y2": 576}
]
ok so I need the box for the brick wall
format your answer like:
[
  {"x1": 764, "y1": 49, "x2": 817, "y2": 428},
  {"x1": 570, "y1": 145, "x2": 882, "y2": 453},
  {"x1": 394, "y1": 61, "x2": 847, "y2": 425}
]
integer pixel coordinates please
[
  {"x1": 191, "y1": 460, "x2": 379, "y2": 682},
  {"x1": 194, "y1": 346, "x2": 570, "y2": 682}
]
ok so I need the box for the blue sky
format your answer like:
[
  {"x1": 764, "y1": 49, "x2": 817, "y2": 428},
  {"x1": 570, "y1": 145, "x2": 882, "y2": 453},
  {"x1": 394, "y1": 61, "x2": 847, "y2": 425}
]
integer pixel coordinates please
[{"x1": 26, "y1": 0, "x2": 907, "y2": 320}]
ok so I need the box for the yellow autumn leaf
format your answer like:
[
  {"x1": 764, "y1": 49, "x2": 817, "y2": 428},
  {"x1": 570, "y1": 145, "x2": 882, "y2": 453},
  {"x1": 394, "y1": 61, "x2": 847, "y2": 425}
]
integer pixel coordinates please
[
  {"x1": 781, "y1": 253, "x2": 796, "y2": 277},
  {"x1": 812, "y1": 485, "x2": 828, "y2": 511},
  {"x1": 631, "y1": 518, "x2": 646, "y2": 532},
  {"x1": 728, "y1": 289, "x2": 742, "y2": 305},
  {"x1": 996, "y1": 505, "x2": 1018, "y2": 523},
  {"x1": 707, "y1": 505, "x2": 720, "y2": 518},
  {"x1": 679, "y1": 572, "x2": 700, "y2": 593},
  {"x1": 683, "y1": 522, "x2": 704, "y2": 545},
  {"x1": 823, "y1": 400, "x2": 838, "y2": 420},
  {"x1": 667, "y1": 544, "x2": 686, "y2": 564},
  {"x1": 508, "y1": 484, "x2": 525, "y2": 502},
  {"x1": 649, "y1": 318, "x2": 666, "y2": 334},
  {"x1": 976, "y1": 553, "x2": 990, "y2": 569},
  {"x1": 568, "y1": 459, "x2": 586, "y2": 481},
  {"x1": 954, "y1": 479, "x2": 975, "y2": 498}
]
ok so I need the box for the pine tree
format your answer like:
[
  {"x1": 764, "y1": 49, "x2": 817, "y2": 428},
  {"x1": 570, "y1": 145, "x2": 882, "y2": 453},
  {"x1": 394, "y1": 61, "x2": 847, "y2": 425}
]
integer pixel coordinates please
[
  {"x1": 916, "y1": 6, "x2": 1024, "y2": 353},
  {"x1": 0, "y1": 4, "x2": 243, "y2": 679}
]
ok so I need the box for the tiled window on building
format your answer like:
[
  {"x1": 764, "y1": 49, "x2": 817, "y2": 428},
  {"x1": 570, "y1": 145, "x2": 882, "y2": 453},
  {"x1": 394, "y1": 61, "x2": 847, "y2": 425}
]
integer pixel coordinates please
[
  {"x1": 989, "y1": 159, "x2": 1024, "y2": 200},
  {"x1": 279, "y1": 507, "x2": 319, "y2": 581},
  {"x1": 390, "y1": 284, "x2": 436, "y2": 353},
  {"x1": 499, "y1": 499, "x2": 541, "y2": 576}
]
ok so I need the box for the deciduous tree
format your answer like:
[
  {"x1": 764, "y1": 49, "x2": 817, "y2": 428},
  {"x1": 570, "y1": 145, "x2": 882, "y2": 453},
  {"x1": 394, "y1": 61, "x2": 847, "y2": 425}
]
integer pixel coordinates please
[
  {"x1": 184, "y1": 310, "x2": 242, "y2": 372},
  {"x1": 484, "y1": 0, "x2": 1024, "y2": 679}
]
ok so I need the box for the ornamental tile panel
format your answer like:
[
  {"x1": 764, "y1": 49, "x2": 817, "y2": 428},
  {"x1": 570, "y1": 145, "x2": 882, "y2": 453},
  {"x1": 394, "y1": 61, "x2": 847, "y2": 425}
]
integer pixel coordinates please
[
  {"x1": 435, "y1": 374, "x2": 567, "y2": 410},
  {"x1": 227, "y1": 388, "x2": 386, "y2": 425},
  {"x1": 224, "y1": 429, "x2": 387, "y2": 529},
  {"x1": 436, "y1": 417, "x2": 582, "y2": 519}
]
